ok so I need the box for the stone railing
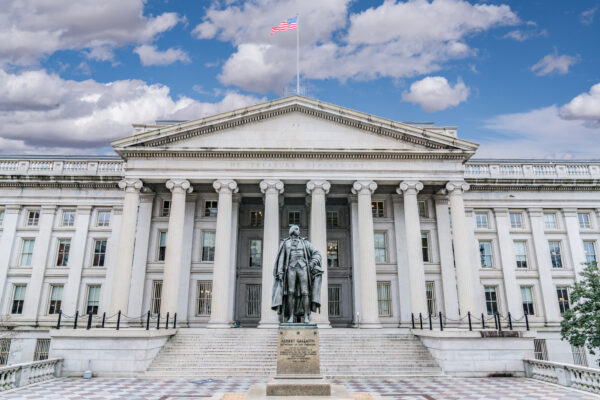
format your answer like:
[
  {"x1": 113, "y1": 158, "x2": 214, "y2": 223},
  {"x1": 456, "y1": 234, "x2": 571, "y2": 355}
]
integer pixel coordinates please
[
  {"x1": 0, "y1": 358, "x2": 62, "y2": 392},
  {"x1": 0, "y1": 158, "x2": 124, "y2": 176},
  {"x1": 465, "y1": 162, "x2": 600, "y2": 180},
  {"x1": 524, "y1": 359, "x2": 600, "y2": 394}
]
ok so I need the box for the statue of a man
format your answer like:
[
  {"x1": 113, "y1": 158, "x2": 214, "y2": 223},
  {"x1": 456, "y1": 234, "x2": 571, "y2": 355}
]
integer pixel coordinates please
[{"x1": 271, "y1": 225, "x2": 323, "y2": 323}]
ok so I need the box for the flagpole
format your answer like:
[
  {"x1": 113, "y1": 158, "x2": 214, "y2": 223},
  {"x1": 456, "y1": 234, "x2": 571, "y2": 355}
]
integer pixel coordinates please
[{"x1": 296, "y1": 14, "x2": 300, "y2": 95}]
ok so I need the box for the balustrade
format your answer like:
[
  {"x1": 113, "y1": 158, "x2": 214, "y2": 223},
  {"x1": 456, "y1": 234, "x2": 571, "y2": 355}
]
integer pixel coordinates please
[{"x1": 0, "y1": 358, "x2": 61, "y2": 392}]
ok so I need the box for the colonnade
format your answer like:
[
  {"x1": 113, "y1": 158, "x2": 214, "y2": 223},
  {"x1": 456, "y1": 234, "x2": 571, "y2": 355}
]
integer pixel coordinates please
[{"x1": 109, "y1": 178, "x2": 477, "y2": 327}]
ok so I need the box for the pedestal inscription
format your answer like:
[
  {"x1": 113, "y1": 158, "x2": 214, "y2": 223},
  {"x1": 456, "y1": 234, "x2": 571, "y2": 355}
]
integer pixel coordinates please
[{"x1": 276, "y1": 324, "x2": 320, "y2": 376}]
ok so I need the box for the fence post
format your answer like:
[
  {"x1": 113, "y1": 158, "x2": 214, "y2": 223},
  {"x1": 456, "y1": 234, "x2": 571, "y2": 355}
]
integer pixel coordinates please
[
  {"x1": 116, "y1": 310, "x2": 121, "y2": 330},
  {"x1": 157, "y1": 312, "x2": 160, "y2": 330},
  {"x1": 411, "y1": 313, "x2": 415, "y2": 329},
  {"x1": 146, "y1": 311, "x2": 150, "y2": 330},
  {"x1": 173, "y1": 313, "x2": 177, "y2": 329},
  {"x1": 428, "y1": 313, "x2": 432, "y2": 330},
  {"x1": 86, "y1": 312, "x2": 92, "y2": 330},
  {"x1": 73, "y1": 311, "x2": 79, "y2": 329},
  {"x1": 102, "y1": 312, "x2": 106, "y2": 328},
  {"x1": 165, "y1": 312, "x2": 170, "y2": 329},
  {"x1": 494, "y1": 312, "x2": 499, "y2": 330},
  {"x1": 525, "y1": 312, "x2": 530, "y2": 331},
  {"x1": 439, "y1": 311, "x2": 443, "y2": 331},
  {"x1": 56, "y1": 310, "x2": 62, "y2": 330},
  {"x1": 468, "y1": 311, "x2": 472, "y2": 331},
  {"x1": 497, "y1": 312, "x2": 502, "y2": 332},
  {"x1": 419, "y1": 313, "x2": 423, "y2": 330},
  {"x1": 481, "y1": 313, "x2": 485, "y2": 329},
  {"x1": 508, "y1": 312, "x2": 513, "y2": 330}
]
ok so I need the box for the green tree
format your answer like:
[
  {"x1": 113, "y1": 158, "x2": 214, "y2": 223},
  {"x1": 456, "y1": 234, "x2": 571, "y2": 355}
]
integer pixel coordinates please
[{"x1": 560, "y1": 262, "x2": 600, "y2": 357}]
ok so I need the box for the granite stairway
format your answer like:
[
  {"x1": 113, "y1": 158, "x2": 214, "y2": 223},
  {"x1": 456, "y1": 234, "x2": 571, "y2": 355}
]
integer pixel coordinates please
[{"x1": 143, "y1": 328, "x2": 443, "y2": 379}]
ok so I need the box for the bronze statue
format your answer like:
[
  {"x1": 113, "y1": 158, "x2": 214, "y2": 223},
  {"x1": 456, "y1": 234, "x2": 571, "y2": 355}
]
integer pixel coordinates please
[{"x1": 271, "y1": 225, "x2": 323, "y2": 323}]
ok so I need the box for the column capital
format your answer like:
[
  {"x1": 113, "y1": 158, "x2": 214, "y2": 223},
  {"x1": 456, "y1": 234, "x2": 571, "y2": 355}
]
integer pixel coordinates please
[
  {"x1": 561, "y1": 207, "x2": 579, "y2": 217},
  {"x1": 493, "y1": 207, "x2": 510, "y2": 216},
  {"x1": 352, "y1": 180, "x2": 377, "y2": 195},
  {"x1": 76, "y1": 205, "x2": 93, "y2": 213},
  {"x1": 260, "y1": 179, "x2": 284, "y2": 194},
  {"x1": 166, "y1": 179, "x2": 193, "y2": 194},
  {"x1": 528, "y1": 207, "x2": 544, "y2": 217},
  {"x1": 40, "y1": 205, "x2": 57, "y2": 214},
  {"x1": 445, "y1": 181, "x2": 470, "y2": 193},
  {"x1": 118, "y1": 178, "x2": 143, "y2": 193},
  {"x1": 397, "y1": 180, "x2": 423, "y2": 195},
  {"x1": 306, "y1": 180, "x2": 330, "y2": 195},
  {"x1": 213, "y1": 179, "x2": 238, "y2": 194},
  {"x1": 4, "y1": 204, "x2": 21, "y2": 213}
]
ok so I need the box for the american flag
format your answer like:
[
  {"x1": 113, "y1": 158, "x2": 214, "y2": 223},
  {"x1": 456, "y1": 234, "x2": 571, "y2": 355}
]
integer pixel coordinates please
[{"x1": 271, "y1": 17, "x2": 297, "y2": 35}]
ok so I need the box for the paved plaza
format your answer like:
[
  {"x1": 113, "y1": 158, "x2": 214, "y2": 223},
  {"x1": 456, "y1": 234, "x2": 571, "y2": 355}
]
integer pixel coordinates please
[{"x1": 3, "y1": 377, "x2": 598, "y2": 400}]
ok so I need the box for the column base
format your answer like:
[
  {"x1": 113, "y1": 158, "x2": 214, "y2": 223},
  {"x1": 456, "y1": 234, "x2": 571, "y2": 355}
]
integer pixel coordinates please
[
  {"x1": 258, "y1": 321, "x2": 280, "y2": 329},
  {"x1": 316, "y1": 321, "x2": 331, "y2": 329}
]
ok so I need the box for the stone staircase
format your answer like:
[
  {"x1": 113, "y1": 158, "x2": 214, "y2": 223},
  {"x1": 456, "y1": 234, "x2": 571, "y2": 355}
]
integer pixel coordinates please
[{"x1": 143, "y1": 328, "x2": 442, "y2": 379}]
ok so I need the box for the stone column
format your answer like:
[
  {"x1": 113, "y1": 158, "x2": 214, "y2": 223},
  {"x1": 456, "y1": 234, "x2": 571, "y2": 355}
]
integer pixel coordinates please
[
  {"x1": 494, "y1": 208, "x2": 523, "y2": 319},
  {"x1": 351, "y1": 180, "x2": 382, "y2": 328},
  {"x1": 392, "y1": 196, "x2": 412, "y2": 322},
  {"x1": 127, "y1": 193, "x2": 155, "y2": 317},
  {"x1": 63, "y1": 206, "x2": 93, "y2": 316},
  {"x1": 307, "y1": 180, "x2": 331, "y2": 327},
  {"x1": 109, "y1": 179, "x2": 143, "y2": 316},
  {"x1": 160, "y1": 179, "x2": 193, "y2": 317},
  {"x1": 398, "y1": 181, "x2": 428, "y2": 316},
  {"x1": 23, "y1": 205, "x2": 56, "y2": 320},
  {"x1": 259, "y1": 179, "x2": 284, "y2": 328},
  {"x1": 0, "y1": 205, "x2": 20, "y2": 304},
  {"x1": 349, "y1": 196, "x2": 361, "y2": 325},
  {"x1": 434, "y1": 195, "x2": 460, "y2": 320},
  {"x1": 208, "y1": 179, "x2": 238, "y2": 327},
  {"x1": 446, "y1": 181, "x2": 478, "y2": 316},
  {"x1": 529, "y1": 208, "x2": 561, "y2": 324},
  {"x1": 227, "y1": 196, "x2": 240, "y2": 323},
  {"x1": 563, "y1": 208, "x2": 587, "y2": 280}
]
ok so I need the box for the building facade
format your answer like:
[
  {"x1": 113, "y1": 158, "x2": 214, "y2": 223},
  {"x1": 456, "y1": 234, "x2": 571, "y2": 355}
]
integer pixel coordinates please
[{"x1": 0, "y1": 96, "x2": 598, "y2": 366}]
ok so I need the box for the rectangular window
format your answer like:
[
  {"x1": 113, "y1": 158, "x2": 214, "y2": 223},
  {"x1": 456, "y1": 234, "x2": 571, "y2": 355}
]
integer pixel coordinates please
[
  {"x1": 544, "y1": 213, "x2": 557, "y2": 229},
  {"x1": 27, "y1": 210, "x2": 40, "y2": 226},
  {"x1": 288, "y1": 211, "x2": 301, "y2": 226},
  {"x1": 86, "y1": 285, "x2": 100, "y2": 315},
  {"x1": 479, "y1": 241, "x2": 493, "y2": 268},
  {"x1": 0, "y1": 339, "x2": 11, "y2": 365},
  {"x1": 421, "y1": 232, "x2": 430, "y2": 262},
  {"x1": 62, "y1": 210, "x2": 76, "y2": 227},
  {"x1": 249, "y1": 239, "x2": 262, "y2": 267},
  {"x1": 371, "y1": 201, "x2": 384, "y2": 218},
  {"x1": 196, "y1": 281, "x2": 212, "y2": 316},
  {"x1": 20, "y1": 239, "x2": 35, "y2": 266},
  {"x1": 572, "y1": 345, "x2": 588, "y2": 366},
  {"x1": 56, "y1": 239, "x2": 71, "y2": 267},
  {"x1": 418, "y1": 201, "x2": 428, "y2": 218},
  {"x1": 426, "y1": 281, "x2": 436, "y2": 315},
  {"x1": 161, "y1": 200, "x2": 171, "y2": 217},
  {"x1": 377, "y1": 281, "x2": 391, "y2": 317},
  {"x1": 327, "y1": 211, "x2": 339, "y2": 228},
  {"x1": 557, "y1": 287, "x2": 570, "y2": 314},
  {"x1": 92, "y1": 239, "x2": 107, "y2": 267},
  {"x1": 328, "y1": 285, "x2": 341, "y2": 317},
  {"x1": 158, "y1": 231, "x2": 167, "y2": 261},
  {"x1": 475, "y1": 212, "x2": 489, "y2": 229},
  {"x1": 0, "y1": 208, "x2": 4, "y2": 227},
  {"x1": 510, "y1": 212, "x2": 523, "y2": 229},
  {"x1": 245, "y1": 284, "x2": 261, "y2": 317},
  {"x1": 374, "y1": 232, "x2": 387, "y2": 263},
  {"x1": 514, "y1": 241, "x2": 528, "y2": 269},
  {"x1": 204, "y1": 201, "x2": 218, "y2": 217},
  {"x1": 521, "y1": 287, "x2": 535, "y2": 316},
  {"x1": 584, "y1": 241, "x2": 597, "y2": 264},
  {"x1": 250, "y1": 211, "x2": 263, "y2": 227},
  {"x1": 327, "y1": 240, "x2": 339, "y2": 268},
  {"x1": 11, "y1": 285, "x2": 26, "y2": 314},
  {"x1": 201, "y1": 231, "x2": 216, "y2": 262},
  {"x1": 48, "y1": 285, "x2": 63, "y2": 315},
  {"x1": 578, "y1": 213, "x2": 591, "y2": 229},
  {"x1": 485, "y1": 286, "x2": 498, "y2": 316},
  {"x1": 534, "y1": 339, "x2": 548, "y2": 361},
  {"x1": 151, "y1": 280, "x2": 162, "y2": 315},
  {"x1": 97, "y1": 211, "x2": 111, "y2": 227},
  {"x1": 33, "y1": 339, "x2": 50, "y2": 361},
  {"x1": 549, "y1": 241, "x2": 563, "y2": 269}
]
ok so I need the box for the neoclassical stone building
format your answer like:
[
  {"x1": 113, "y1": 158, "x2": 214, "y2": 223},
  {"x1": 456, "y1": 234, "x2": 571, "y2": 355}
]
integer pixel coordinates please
[{"x1": 0, "y1": 96, "x2": 598, "y2": 366}]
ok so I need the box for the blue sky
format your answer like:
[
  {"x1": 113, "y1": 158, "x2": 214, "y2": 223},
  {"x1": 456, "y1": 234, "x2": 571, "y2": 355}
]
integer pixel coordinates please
[{"x1": 0, "y1": 0, "x2": 598, "y2": 158}]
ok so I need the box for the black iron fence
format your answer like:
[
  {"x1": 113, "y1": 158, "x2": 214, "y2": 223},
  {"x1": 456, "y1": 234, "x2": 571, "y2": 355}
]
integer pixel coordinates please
[
  {"x1": 408, "y1": 311, "x2": 531, "y2": 332},
  {"x1": 54, "y1": 310, "x2": 177, "y2": 330}
]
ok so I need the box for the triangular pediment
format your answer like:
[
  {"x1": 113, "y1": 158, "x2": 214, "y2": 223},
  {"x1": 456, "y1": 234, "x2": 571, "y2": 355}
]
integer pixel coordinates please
[{"x1": 112, "y1": 95, "x2": 478, "y2": 159}]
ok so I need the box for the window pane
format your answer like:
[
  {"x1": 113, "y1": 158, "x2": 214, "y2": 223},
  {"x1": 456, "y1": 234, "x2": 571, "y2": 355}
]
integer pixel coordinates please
[
  {"x1": 426, "y1": 281, "x2": 436, "y2": 315},
  {"x1": 510, "y1": 213, "x2": 523, "y2": 229},
  {"x1": 250, "y1": 211, "x2": 263, "y2": 227},
  {"x1": 48, "y1": 285, "x2": 63, "y2": 314},
  {"x1": 158, "y1": 232, "x2": 167, "y2": 261},
  {"x1": 584, "y1": 241, "x2": 597, "y2": 264},
  {"x1": 327, "y1": 211, "x2": 339, "y2": 228},
  {"x1": 371, "y1": 201, "x2": 384, "y2": 218},
  {"x1": 62, "y1": 211, "x2": 75, "y2": 227},
  {"x1": 0, "y1": 209, "x2": 4, "y2": 227},
  {"x1": 418, "y1": 201, "x2": 427, "y2": 218},
  {"x1": 20, "y1": 239, "x2": 35, "y2": 266},
  {"x1": 377, "y1": 282, "x2": 391, "y2": 316},
  {"x1": 161, "y1": 200, "x2": 171, "y2": 217},
  {"x1": 485, "y1": 286, "x2": 498, "y2": 315},
  {"x1": 327, "y1": 240, "x2": 339, "y2": 268},
  {"x1": 544, "y1": 213, "x2": 557, "y2": 229},
  {"x1": 197, "y1": 281, "x2": 212, "y2": 316},
  {"x1": 479, "y1": 241, "x2": 493, "y2": 268},
  {"x1": 97, "y1": 211, "x2": 110, "y2": 227},
  {"x1": 249, "y1": 239, "x2": 262, "y2": 267},
  {"x1": 93, "y1": 240, "x2": 107, "y2": 267},
  {"x1": 202, "y1": 232, "x2": 216, "y2": 262},
  {"x1": 475, "y1": 213, "x2": 488, "y2": 229},
  {"x1": 0, "y1": 339, "x2": 12, "y2": 365},
  {"x1": 27, "y1": 210, "x2": 39, "y2": 226},
  {"x1": 578, "y1": 213, "x2": 591, "y2": 229},
  {"x1": 34, "y1": 339, "x2": 50, "y2": 361},
  {"x1": 514, "y1": 241, "x2": 528, "y2": 268},
  {"x1": 245, "y1": 284, "x2": 261, "y2": 317},
  {"x1": 12, "y1": 285, "x2": 26, "y2": 314},
  {"x1": 521, "y1": 287, "x2": 534, "y2": 315},
  {"x1": 421, "y1": 233, "x2": 429, "y2": 262},
  {"x1": 151, "y1": 281, "x2": 162, "y2": 315},
  {"x1": 557, "y1": 287, "x2": 570, "y2": 314},
  {"x1": 549, "y1": 241, "x2": 563, "y2": 268},
  {"x1": 87, "y1": 286, "x2": 100, "y2": 315},
  {"x1": 374, "y1": 233, "x2": 387, "y2": 263},
  {"x1": 204, "y1": 201, "x2": 218, "y2": 217},
  {"x1": 288, "y1": 211, "x2": 301, "y2": 226},
  {"x1": 56, "y1": 239, "x2": 71, "y2": 266},
  {"x1": 328, "y1": 286, "x2": 341, "y2": 317}
]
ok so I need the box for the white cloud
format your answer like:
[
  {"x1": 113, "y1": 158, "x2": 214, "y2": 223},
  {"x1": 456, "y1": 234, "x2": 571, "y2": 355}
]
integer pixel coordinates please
[
  {"x1": 0, "y1": 69, "x2": 264, "y2": 154},
  {"x1": 401, "y1": 76, "x2": 469, "y2": 112},
  {"x1": 503, "y1": 28, "x2": 547, "y2": 41},
  {"x1": 193, "y1": 0, "x2": 518, "y2": 93},
  {"x1": 0, "y1": 0, "x2": 181, "y2": 65},
  {"x1": 581, "y1": 7, "x2": 598, "y2": 25},
  {"x1": 480, "y1": 106, "x2": 600, "y2": 158},
  {"x1": 559, "y1": 83, "x2": 600, "y2": 128},
  {"x1": 134, "y1": 45, "x2": 190, "y2": 66},
  {"x1": 530, "y1": 50, "x2": 578, "y2": 76}
]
